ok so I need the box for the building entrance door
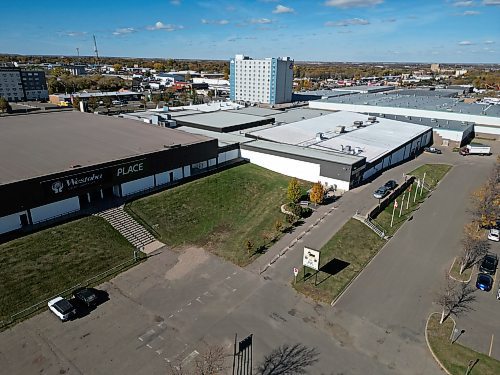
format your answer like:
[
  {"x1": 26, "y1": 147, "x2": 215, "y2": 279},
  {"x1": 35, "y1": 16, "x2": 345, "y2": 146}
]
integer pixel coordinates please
[{"x1": 20, "y1": 214, "x2": 29, "y2": 227}]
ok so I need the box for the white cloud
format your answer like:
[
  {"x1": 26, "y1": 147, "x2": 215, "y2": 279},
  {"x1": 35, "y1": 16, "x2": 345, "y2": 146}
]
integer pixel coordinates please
[
  {"x1": 324, "y1": 0, "x2": 383, "y2": 8},
  {"x1": 112, "y1": 27, "x2": 136, "y2": 35},
  {"x1": 453, "y1": 1, "x2": 474, "y2": 6},
  {"x1": 250, "y1": 18, "x2": 273, "y2": 24},
  {"x1": 482, "y1": 0, "x2": 500, "y2": 5},
  {"x1": 458, "y1": 40, "x2": 474, "y2": 45},
  {"x1": 60, "y1": 31, "x2": 87, "y2": 37},
  {"x1": 201, "y1": 19, "x2": 230, "y2": 25},
  {"x1": 382, "y1": 18, "x2": 396, "y2": 22},
  {"x1": 484, "y1": 40, "x2": 495, "y2": 44},
  {"x1": 462, "y1": 10, "x2": 480, "y2": 14},
  {"x1": 170, "y1": 0, "x2": 181, "y2": 5},
  {"x1": 272, "y1": 4, "x2": 294, "y2": 13},
  {"x1": 146, "y1": 21, "x2": 184, "y2": 31},
  {"x1": 325, "y1": 18, "x2": 370, "y2": 26}
]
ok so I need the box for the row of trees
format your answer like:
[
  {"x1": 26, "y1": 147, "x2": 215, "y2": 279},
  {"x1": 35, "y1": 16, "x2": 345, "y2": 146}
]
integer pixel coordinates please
[
  {"x1": 0, "y1": 97, "x2": 12, "y2": 113},
  {"x1": 47, "y1": 74, "x2": 130, "y2": 94},
  {"x1": 168, "y1": 343, "x2": 319, "y2": 375},
  {"x1": 435, "y1": 157, "x2": 499, "y2": 325}
]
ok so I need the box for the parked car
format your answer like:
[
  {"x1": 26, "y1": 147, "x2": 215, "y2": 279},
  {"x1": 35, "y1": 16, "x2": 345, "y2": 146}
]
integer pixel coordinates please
[
  {"x1": 73, "y1": 287, "x2": 98, "y2": 307},
  {"x1": 487, "y1": 228, "x2": 499, "y2": 242},
  {"x1": 373, "y1": 186, "x2": 389, "y2": 199},
  {"x1": 48, "y1": 296, "x2": 76, "y2": 321},
  {"x1": 424, "y1": 147, "x2": 442, "y2": 154},
  {"x1": 476, "y1": 273, "x2": 494, "y2": 291},
  {"x1": 384, "y1": 180, "x2": 397, "y2": 190},
  {"x1": 479, "y1": 254, "x2": 498, "y2": 275}
]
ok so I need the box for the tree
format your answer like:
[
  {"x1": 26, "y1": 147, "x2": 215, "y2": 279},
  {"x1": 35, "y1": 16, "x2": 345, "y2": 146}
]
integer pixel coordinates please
[
  {"x1": 194, "y1": 344, "x2": 227, "y2": 375},
  {"x1": 459, "y1": 223, "x2": 489, "y2": 274},
  {"x1": 101, "y1": 97, "x2": 112, "y2": 112},
  {"x1": 72, "y1": 96, "x2": 80, "y2": 110},
  {"x1": 185, "y1": 72, "x2": 191, "y2": 82},
  {"x1": 0, "y1": 97, "x2": 12, "y2": 113},
  {"x1": 435, "y1": 275, "x2": 476, "y2": 324},
  {"x1": 471, "y1": 181, "x2": 499, "y2": 229},
  {"x1": 112, "y1": 63, "x2": 122, "y2": 72},
  {"x1": 245, "y1": 240, "x2": 254, "y2": 256},
  {"x1": 256, "y1": 343, "x2": 319, "y2": 375},
  {"x1": 223, "y1": 67, "x2": 229, "y2": 81},
  {"x1": 275, "y1": 219, "x2": 283, "y2": 233},
  {"x1": 309, "y1": 182, "x2": 324, "y2": 205},
  {"x1": 287, "y1": 178, "x2": 302, "y2": 204},
  {"x1": 153, "y1": 62, "x2": 165, "y2": 72},
  {"x1": 87, "y1": 97, "x2": 99, "y2": 112}
]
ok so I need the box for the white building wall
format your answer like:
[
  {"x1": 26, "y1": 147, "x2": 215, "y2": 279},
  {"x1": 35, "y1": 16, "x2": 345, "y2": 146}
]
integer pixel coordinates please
[
  {"x1": 0, "y1": 211, "x2": 26, "y2": 235},
  {"x1": 308, "y1": 101, "x2": 500, "y2": 127},
  {"x1": 171, "y1": 168, "x2": 183, "y2": 181},
  {"x1": 208, "y1": 158, "x2": 217, "y2": 167},
  {"x1": 475, "y1": 125, "x2": 500, "y2": 136},
  {"x1": 218, "y1": 149, "x2": 240, "y2": 164},
  {"x1": 183, "y1": 166, "x2": 191, "y2": 178},
  {"x1": 30, "y1": 197, "x2": 80, "y2": 224},
  {"x1": 121, "y1": 176, "x2": 155, "y2": 196}
]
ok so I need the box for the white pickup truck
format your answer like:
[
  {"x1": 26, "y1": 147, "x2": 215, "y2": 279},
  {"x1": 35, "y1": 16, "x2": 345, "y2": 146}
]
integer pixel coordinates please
[{"x1": 459, "y1": 143, "x2": 491, "y2": 156}]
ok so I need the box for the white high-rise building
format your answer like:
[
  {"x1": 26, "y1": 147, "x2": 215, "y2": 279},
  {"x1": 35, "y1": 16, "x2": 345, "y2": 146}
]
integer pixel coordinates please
[{"x1": 229, "y1": 54, "x2": 294, "y2": 105}]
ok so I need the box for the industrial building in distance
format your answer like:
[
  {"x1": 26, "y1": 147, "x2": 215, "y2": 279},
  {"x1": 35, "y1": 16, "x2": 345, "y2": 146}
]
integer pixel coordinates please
[{"x1": 0, "y1": 67, "x2": 48, "y2": 102}]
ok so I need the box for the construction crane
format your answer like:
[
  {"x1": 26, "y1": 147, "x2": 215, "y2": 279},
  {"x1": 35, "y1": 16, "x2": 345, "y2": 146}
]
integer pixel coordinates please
[{"x1": 93, "y1": 34, "x2": 100, "y2": 66}]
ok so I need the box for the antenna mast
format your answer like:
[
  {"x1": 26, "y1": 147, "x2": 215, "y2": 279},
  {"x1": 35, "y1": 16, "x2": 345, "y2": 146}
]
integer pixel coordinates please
[{"x1": 93, "y1": 34, "x2": 100, "y2": 66}]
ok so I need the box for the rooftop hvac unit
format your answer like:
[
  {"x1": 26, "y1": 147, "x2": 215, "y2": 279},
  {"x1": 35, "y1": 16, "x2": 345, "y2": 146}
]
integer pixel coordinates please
[
  {"x1": 354, "y1": 147, "x2": 362, "y2": 154},
  {"x1": 353, "y1": 120, "x2": 363, "y2": 126},
  {"x1": 316, "y1": 132, "x2": 324, "y2": 141},
  {"x1": 368, "y1": 116, "x2": 376, "y2": 122},
  {"x1": 345, "y1": 145, "x2": 352, "y2": 152},
  {"x1": 334, "y1": 125, "x2": 345, "y2": 134}
]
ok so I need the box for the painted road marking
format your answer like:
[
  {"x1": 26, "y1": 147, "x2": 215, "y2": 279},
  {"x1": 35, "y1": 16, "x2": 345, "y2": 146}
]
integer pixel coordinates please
[
  {"x1": 233, "y1": 288, "x2": 237, "y2": 293},
  {"x1": 156, "y1": 349, "x2": 163, "y2": 355},
  {"x1": 159, "y1": 335, "x2": 165, "y2": 341},
  {"x1": 187, "y1": 302, "x2": 192, "y2": 306},
  {"x1": 489, "y1": 334, "x2": 494, "y2": 357},
  {"x1": 138, "y1": 329, "x2": 156, "y2": 342},
  {"x1": 157, "y1": 321, "x2": 167, "y2": 328},
  {"x1": 226, "y1": 276, "x2": 231, "y2": 280},
  {"x1": 146, "y1": 344, "x2": 153, "y2": 349},
  {"x1": 181, "y1": 350, "x2": 199, "y2": 366},
  {"x1": 169, "y1": 314, "x2": 174, "y2": 318},
  {"x1": 138, "y1": 337, "x2": 143, "y2": 341},
  {"x1": 196, "y1": 297, "x2": 203, "y2": 304},
  {"x1": 203, "y1": 291, "x2": 209, "y2": 296}
]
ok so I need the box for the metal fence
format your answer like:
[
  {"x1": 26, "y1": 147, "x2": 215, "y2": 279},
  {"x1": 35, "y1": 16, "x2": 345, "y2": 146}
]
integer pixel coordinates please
[{"x1": 0, "y1": 251, "x2": 145, "y2": 330}]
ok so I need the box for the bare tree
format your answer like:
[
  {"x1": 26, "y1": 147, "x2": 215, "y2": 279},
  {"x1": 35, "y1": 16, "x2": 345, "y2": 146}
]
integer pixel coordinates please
[
  {"x1": 256, "y1": 343, "x2": 320, "y2": 375},
  {"x1": 195, "y1": 344, "x2": 227, "y2": 375},
  {"x1": 459, "y1": 223, "x2": 489, "y2": 274},
  {"x1": 435, "y1": 275, "x2": 476, "y2": 324}
]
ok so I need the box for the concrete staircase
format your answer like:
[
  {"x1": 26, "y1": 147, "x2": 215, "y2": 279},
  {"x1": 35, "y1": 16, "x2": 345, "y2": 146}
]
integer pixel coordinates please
[
  {"x1": 96, "y1": 206, "x2": 158, "y2": 249},
  {"x1": 353, "y1": 213, "x2": 386, "y2": 239}
]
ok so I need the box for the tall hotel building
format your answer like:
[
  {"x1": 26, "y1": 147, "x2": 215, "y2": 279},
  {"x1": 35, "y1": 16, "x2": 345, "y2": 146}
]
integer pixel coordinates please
[{"x1": 229, "y1": 54, "x2": 294, "y2": 105}]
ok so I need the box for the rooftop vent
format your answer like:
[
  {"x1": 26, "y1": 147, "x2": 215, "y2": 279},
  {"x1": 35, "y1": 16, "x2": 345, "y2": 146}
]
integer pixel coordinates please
[
  {"x1": 354, "y1": 120, "x2": 363, "y2": 126},
  {"x1": 316, "y1": 132, "x2": 324, "y2": 141}
]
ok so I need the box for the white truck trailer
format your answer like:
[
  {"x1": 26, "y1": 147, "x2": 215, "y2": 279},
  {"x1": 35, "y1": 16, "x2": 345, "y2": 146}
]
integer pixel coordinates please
[{"x1": 459, "y1": 143, "x2": 491, "y2": 156}]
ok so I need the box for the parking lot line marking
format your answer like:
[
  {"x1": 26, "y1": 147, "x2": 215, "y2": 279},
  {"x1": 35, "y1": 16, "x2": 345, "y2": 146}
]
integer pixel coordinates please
[
  {"x1": 164, "y1": 357, "x2": 171, "y2": 363},
  {"x1": 226, "y1": 276, "x2": 231, "y2": 280},
  {"x1": 232, "y1": 288, "x2": 237, "y2": 293},
  {"x1": 203, "y1": 291, "x2": 209, "y2": 296},
  {"x1": 138, "y1": 337, "x2": 144, "y2": 341},
  {"x1": 489, "y1": 334, "x2": 494, "y2": 357},
  {"x1": 177, "y1": 309, "x2": 183, "y2": 313},
  {"x1": 187, "y1": 302, "x2": 192, "y2": 306},
  {"x1": 146, "y1": 344, "x2": 153, "y2": 349},
  {"x1": 156, "y1": 349, "x2": 163, "y2": 355},
  {"x1": 157, "y1": 321, "x2": 166, "y2": 328},
  {"x1": 159, "y1": 335, "x2": 165, "y2": 341},
  {"x1": 181, "y1": 350, "x2": 199, "y2": 366},
  {"x1": 233, "y1": 271, "x2": 237, "y2": 275},
  {"x1": 196, "y1": 297, "x2": 203, "y2": 304},
  {"x1": 147, "y1": 329, "x2": 155, "y2": 335},
  {"x1": 169, "y1": 314, "x2": 174, "y2": 318}
]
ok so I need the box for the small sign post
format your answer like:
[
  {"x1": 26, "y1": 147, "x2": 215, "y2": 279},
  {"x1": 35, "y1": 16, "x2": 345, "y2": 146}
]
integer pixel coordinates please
[
  {"x1": 303, "y1": 247, "x2": 320, "y2": 284},
  {"x1": 293, "y1": 267, "x2": 299, "y2": 284}
]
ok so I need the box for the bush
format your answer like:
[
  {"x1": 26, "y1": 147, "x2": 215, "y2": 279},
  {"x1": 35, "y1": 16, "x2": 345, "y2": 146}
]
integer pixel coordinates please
[{"x1": 288, "y1": 203, "x2": 312, "y2": 219}]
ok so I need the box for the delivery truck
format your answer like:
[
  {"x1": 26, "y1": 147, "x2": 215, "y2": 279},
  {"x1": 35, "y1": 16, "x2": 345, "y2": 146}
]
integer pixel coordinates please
[{"x1": 459, "y1": 143, "x2": 491, "y2": 156}]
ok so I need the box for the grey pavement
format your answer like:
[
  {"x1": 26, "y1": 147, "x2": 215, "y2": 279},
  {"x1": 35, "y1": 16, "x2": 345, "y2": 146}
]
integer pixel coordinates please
[{"x1": 0, "y1": 144, "x2": 498, "y2": 375}]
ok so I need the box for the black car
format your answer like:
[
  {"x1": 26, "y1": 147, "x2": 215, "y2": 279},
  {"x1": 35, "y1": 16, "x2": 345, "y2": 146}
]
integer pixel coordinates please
[
  {"x1": 476, "y1": 273, "x2": 494, "y2": 291},
  {"x1": 479, "y1": 254, "x2": 498, "y2": 275},
  {"x1": 73, "y1": 287, "x2": 98, "y2": 307},
  {"x1": 384, "y1": 180, "x2": 397, "y2": 190},
  {"x1": 424, "y1": 147, "x2": 442, "y2": 154}
]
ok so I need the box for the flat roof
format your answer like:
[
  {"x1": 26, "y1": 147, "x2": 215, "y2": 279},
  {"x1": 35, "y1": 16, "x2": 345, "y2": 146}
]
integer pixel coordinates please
[
  {"x1": 227, "y1": 107, "x2": 283, "y2": 116},
  {"x1": 247, "y1": 111, "x2": 431, "y2": 163},
  {"x1": 179, "y1": 126, "x2": 253, "y2": 147},
  {"x1": 269, "y1": 108, "x2": 328, "y2": 124},
  {"x1": 387, "y1": 88, "x2": 462, "y2": 98},
  {"x1": 367, "y1": 113, "x2": 474, "y2": 132},
  {"x1": 175, "y1": 111, "x2": 273, "y2": 131},
  {"x1": 243, "y1": 140, "x2": 364, "y2": 166},
  {"x1": 0, "y1": 111, "x2": 212, "y2": 185},
  {"x1": 333, "y1": 85, "x2": 394, "y2": 93},
  {"x1": 319, "y1": 93, "x2": 500, "y2": 118}
]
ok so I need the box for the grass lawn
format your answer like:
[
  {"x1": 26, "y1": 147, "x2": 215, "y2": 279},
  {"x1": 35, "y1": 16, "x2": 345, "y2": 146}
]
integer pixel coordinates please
[
  {"x1": 449, "y1": 257, "x2": 473, "y2": 282},
  {"x1": 372, "y1": 164, "x2": 452, "y2": 237},
  {"x1": 293, "y1": 219, "x2": 386, "y2": 304},
  {"x1": 427, "y1": 313, "x2": 500, "y2": 375},
  {"x1": 126, "y1": 164, "x2": 302, "y2": 266},
  {"x1": 0, "y1": 216, "x2": 135, "y2": 322}
]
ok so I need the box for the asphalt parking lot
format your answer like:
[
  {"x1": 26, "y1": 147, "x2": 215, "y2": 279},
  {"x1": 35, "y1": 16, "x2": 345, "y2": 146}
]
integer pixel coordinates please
[{"x1": 457, "y1": 239, "x2": 500, "y2": 359}]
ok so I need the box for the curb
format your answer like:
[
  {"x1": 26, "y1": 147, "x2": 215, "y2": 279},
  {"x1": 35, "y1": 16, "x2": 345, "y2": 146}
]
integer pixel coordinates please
[
  {"x1": 425, "y1": 312, "x2": 455, "y2": 375},
  {"x1": 448, "y1": 257, "x2": 472, "y2": 283}
]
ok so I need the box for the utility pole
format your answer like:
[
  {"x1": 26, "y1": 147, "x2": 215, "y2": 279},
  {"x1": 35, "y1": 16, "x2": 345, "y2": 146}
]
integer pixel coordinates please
[{"x1": 76, "y1": 47, "x2": 80, "y2": 59}]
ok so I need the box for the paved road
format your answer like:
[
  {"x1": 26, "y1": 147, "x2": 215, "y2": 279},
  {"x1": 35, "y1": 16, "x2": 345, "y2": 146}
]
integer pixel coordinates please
[{"x1": 0, "y1": 146, "x2": 497, "y2": 374}]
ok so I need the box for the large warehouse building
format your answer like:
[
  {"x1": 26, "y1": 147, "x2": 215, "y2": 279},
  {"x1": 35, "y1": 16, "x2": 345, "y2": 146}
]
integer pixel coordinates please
[
  {"x1": 0, "y1": 111, "x2": 220, "y2": 236},
  {"x1": 242, "y1": 111, "x2": 432, "y2": 190}
]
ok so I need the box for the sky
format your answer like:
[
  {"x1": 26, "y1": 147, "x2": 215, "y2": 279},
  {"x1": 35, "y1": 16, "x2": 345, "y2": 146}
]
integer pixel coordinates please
[{"x1": 1, "y1": 0, "x2": 499, "y2": 63}]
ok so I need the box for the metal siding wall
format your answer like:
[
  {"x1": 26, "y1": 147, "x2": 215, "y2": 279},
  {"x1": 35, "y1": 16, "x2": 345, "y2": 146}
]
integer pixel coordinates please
[
  {"x1": 121, "y1": 176, "x2": 155, "y2": 196},
  {"x1": 183, "y1": 166, "x2": 191, "y2": 178},
  {"x1": 0, "y1": 211, "x2": 25, "y2": 234},
  {"x1": 208, "y1": 158, "x2": 217, "y2": 167},
  {"x1": 382, "y1": 156, "x2": 391, "y2": 169},
  {"x1": 172, "y1": 168, "x2": 183, "y2": 181},
  {"x1": 390, "y1": 147, "x2": 405, "y2": 165},
  {"x1": 156, "y1": 172, "x2": 169, "y2": 186},
  {"x1": 404, "y1": 143, "x2": 411, "y2": 159},
  {"x1": 30, "y1": 197, "x2": 80, "y2": 224}
]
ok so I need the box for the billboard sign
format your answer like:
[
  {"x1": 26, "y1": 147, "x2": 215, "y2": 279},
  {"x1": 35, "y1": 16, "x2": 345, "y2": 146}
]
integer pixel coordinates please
[{"x1": 303, "y1": 247, "x2": 320, "y2": 271}]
